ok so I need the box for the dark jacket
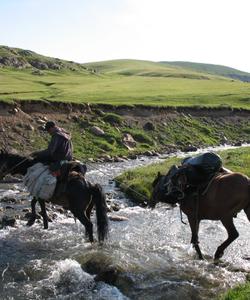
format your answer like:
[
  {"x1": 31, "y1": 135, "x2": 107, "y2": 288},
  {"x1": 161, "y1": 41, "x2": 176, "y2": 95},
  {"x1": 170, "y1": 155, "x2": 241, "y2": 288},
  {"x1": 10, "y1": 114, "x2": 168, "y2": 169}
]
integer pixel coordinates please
[{"x1": 36, "y1": 127, "x2": 73, "y2": 163}]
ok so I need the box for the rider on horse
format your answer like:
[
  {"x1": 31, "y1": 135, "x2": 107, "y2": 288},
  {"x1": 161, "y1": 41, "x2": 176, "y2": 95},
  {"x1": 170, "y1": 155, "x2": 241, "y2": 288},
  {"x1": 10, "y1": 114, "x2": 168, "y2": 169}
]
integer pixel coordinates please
[
  {"x1": 32, "y1": 121, "x2": 73, "y2": 164},
  {"x1": 32, "y1": 120, "x2": 86, "y2": 175},
  {"x1": 30, "y1": 121, "x2": 86, "y2": 198}
]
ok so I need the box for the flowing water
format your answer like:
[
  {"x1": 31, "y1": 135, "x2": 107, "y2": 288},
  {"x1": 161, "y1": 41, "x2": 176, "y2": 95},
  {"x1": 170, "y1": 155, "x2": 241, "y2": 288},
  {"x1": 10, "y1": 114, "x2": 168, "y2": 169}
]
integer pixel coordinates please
[{"x1": 0, "y1": 146, "x2": 249, "y2": 300}]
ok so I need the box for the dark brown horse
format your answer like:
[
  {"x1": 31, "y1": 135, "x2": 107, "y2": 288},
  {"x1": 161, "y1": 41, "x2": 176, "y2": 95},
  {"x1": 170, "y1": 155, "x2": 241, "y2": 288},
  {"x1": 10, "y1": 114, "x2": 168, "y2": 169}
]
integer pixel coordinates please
[
  {"x1": 0, "y1": 150, "x2": 109, "y2": 243},
  {"x1": 150, "y1": 165, "x2": 250, "y2": 260}
]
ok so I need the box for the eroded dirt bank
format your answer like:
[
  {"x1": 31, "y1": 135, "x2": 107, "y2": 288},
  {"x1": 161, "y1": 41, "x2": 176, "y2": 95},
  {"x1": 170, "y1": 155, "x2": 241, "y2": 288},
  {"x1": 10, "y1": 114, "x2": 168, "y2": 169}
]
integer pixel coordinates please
[{"x1": 0, "y1": 100, "x2": 250, "y2": 160}]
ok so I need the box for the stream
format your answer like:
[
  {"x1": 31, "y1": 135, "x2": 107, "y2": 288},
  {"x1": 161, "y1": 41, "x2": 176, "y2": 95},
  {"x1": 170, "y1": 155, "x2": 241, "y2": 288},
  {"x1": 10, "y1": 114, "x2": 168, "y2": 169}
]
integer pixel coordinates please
[{"x1": 0, "y1": 145, "x2": 249, "y2": 300}]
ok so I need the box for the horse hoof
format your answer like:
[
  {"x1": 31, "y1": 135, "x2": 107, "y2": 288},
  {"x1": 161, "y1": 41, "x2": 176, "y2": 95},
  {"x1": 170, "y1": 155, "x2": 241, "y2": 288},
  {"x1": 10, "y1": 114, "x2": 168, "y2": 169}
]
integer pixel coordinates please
[{"x1": 214, "y1": 252, "x2": 223, "y2": 261}]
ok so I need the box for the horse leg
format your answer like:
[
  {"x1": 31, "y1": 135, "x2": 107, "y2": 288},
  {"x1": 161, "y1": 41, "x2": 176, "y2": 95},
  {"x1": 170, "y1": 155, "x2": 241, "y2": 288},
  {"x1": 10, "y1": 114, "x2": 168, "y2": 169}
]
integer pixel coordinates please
[
  {"x1": 71, "y1": 210, "x2": 94, "y2": 243},
  {"x1": 38, "y1": 199, "x2": 49, "y2": 229},
  {"x1": 214, "y1": 217, "x2": 239, "y2": 261},
  {"x1": 86, "y1": 198, "x2": 94, "y2": 220},
  {"x1": 26, "y1": 197, "x2": 38, "y2": 226},
  {"x1": 187, "y1": 215, "x2": 203, "y2": 259}
]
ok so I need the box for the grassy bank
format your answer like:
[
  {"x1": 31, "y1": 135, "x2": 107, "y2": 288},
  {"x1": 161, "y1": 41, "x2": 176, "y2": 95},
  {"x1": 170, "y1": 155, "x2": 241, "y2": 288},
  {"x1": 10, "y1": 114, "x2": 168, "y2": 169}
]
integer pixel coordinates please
[
  {"x1": 115, "y1": 147, "x2": 250, "y2": 204},
  {"x1": 3, "y1": 105, "x2": 249, "y2": 161},
  {"x1": 218, "y1": 280, "x2": 250, "y2": 300}
]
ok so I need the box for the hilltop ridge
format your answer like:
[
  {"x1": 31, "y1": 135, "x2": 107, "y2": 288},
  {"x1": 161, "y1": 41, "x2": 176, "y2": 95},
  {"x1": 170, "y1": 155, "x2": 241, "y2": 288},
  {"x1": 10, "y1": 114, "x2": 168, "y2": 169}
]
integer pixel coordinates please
[{"x1": 1, "y1": 45, "x2": 250, "y2": 82}]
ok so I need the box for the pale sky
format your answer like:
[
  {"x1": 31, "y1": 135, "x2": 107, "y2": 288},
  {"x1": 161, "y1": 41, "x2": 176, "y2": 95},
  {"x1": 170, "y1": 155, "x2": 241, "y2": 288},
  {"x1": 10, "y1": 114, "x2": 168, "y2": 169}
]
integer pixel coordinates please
[{"x1": 1, "y1": 0, "x2": 250, "y2": 72}]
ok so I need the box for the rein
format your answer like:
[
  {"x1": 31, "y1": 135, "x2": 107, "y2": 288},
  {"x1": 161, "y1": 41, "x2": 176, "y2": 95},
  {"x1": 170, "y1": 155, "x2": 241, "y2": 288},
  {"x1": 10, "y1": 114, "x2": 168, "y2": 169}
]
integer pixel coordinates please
[{"x1": 86, "y1": 161, "x2": 150, "y2": 204}]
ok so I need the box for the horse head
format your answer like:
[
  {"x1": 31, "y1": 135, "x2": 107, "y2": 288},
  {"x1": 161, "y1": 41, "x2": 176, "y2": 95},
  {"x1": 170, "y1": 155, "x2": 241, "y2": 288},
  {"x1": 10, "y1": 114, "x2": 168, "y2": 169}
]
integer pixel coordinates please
[
  {"x1": 0, "y1": 149, "x2": 8, "y2": 179},
  {"x1": 0, "y1": 150, "x2": 31, "y2": 179},
  {"x1": 150, "y1": 165, "x2": 183, "y2": 208}
]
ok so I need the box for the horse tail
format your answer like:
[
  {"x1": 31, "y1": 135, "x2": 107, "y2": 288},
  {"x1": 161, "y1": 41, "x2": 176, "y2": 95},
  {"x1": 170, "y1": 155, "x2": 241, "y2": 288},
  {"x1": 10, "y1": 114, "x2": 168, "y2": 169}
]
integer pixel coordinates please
[
  {"x1": 90, "y1": 183, "x2": 109, "y2": 242},
  {"x1": 244, "y1": 181, "x2": 250, "y2": 222}
]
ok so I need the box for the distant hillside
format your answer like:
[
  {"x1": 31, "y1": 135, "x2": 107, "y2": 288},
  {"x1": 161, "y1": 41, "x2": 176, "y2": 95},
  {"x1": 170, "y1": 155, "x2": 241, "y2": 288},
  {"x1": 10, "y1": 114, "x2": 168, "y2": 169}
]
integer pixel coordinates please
[
  {"x1": 0, "y1": 45, "x2": 250, "y2": 108},
  {"x1": 1, "y1": 45, "x2": 249, "y2": 82},
  {"x1": 160, "y1": 61, "x2": 250, "y2": 82},
  {"x1": 0, "y1": 45, "x2": 90, "y2": 73},
  {"x1": 83, "y1": 59, "x2": 217, "y2": 80}
]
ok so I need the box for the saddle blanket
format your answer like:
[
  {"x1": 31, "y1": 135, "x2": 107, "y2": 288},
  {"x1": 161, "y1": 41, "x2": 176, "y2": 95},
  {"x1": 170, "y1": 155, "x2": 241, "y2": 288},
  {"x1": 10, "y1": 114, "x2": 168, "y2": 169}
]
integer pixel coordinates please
[{"x1": 23, "y1": 163, "x2": 57, "y2": 200}]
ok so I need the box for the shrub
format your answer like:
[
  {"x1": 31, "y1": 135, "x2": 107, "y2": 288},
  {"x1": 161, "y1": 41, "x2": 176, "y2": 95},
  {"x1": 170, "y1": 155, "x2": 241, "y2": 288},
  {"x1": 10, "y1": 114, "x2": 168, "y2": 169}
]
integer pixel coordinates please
[{"x1": 103, "y1": 113, "x2": 123, "y2": 125}]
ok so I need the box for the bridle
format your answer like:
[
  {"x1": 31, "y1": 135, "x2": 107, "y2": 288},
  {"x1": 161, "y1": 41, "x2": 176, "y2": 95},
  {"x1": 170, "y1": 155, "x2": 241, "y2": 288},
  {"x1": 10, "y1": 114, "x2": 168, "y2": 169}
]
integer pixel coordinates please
[{"x1": 164, "y1": 171, "x2": 187, "y2": 201}]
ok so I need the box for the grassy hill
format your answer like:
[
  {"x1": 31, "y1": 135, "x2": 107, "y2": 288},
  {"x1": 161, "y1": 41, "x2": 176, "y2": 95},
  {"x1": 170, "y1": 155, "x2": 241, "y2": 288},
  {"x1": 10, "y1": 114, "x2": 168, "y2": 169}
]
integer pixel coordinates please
[
  {"x1": 83, "y1": 59, "x2": 214, "y2": 79},
  {"x1": 160, "y1": 61, "x2": 250, "y2": 82},
  {"x1": 0, "y1": 46, "x2": 250, "y2": 108}
]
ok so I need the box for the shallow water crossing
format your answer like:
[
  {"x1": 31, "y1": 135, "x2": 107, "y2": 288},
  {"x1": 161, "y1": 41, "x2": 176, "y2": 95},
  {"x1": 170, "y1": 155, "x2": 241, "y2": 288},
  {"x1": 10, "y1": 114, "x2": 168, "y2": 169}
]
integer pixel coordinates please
[{"x1": 0, "y1": 147, "x2": 249, "y2": 299}]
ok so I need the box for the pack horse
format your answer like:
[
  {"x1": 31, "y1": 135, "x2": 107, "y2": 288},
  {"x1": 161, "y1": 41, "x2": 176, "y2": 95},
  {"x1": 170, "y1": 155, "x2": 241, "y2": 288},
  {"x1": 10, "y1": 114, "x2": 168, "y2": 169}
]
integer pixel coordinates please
[
  {"x1": 150, "y1": 152, "x2": 250, "y2": 260},
  {"x1": 0, "y1": 150, "x2": 109, "y2": 243}
]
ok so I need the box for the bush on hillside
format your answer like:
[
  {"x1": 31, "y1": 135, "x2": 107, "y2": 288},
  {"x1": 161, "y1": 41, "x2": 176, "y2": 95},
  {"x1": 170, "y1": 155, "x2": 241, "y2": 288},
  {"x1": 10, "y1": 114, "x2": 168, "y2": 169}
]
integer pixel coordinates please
[{"x1": 103, "y1": 113, "x2": 123, "y2": 125}]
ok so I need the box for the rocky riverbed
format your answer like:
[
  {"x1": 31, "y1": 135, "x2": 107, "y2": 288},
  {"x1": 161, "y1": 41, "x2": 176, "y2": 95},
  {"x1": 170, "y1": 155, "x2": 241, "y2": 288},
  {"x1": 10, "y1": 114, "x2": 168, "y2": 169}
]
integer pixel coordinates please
[{"x1": 0, "y1": 147, "x2": 250, "y2": 300}]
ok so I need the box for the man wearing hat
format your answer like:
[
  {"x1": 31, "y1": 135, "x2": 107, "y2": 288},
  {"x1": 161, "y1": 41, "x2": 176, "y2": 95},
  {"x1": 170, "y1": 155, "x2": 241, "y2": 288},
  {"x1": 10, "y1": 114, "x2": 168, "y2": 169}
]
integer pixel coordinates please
[{"x1": 32, "y1": 121, "x2": 73, "y2": 164}]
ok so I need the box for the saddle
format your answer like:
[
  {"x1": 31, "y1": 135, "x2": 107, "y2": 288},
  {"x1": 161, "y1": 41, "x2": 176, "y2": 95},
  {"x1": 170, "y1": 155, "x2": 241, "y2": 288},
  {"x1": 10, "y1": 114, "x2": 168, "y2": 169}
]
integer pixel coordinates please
[
  {"x1": 50, "y1": 161, "x2": 87, "y2": 201},
  {"x1": 170, "y1": 152, "x2": 223, "y2": 198}
]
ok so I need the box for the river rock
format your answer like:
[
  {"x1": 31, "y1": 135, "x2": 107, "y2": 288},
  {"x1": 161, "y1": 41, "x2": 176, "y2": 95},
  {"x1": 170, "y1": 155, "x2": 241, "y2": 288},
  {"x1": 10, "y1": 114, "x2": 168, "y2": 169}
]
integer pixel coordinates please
[
  {"x1": 220, "y1": 135, "x2": 228, "y2": 144},
  {"x1": 1, "y1": 216, "x2": 16, "y2": 227},
  {"x1": 90, "y1": 126, "x2": 105, "y2": 136},
  {"x1": 143, "y1": 150, "x2": 154, "y2": 156},
  {"x1": 100, "y1": 154, "x2": 113, "y2": 162},
  {"x1": 0, "y1": 196, "x2": 17, "y2": 203},
  {"x1": 122, "y1": 133, "x2": 136, "y2": 149},
  {"x1": 108, "y1": 215, "x2": 129, "y2": 222},
  {"x1": 113, "y1": 156, "x2": 126, "y2": 162},
  {"x1": 94, "y1": 266, "x2": 120, "y2": 285},
  {"x1": 182, "y1": 145, "x2": 198, "y2": 152}
]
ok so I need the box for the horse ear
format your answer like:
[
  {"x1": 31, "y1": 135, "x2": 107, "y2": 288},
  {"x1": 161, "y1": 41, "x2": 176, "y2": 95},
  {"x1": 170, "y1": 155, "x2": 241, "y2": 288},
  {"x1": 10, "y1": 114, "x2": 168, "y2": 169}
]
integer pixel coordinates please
[{"x1": 157, "y1": 171, "x2": 161, "y2": 179}]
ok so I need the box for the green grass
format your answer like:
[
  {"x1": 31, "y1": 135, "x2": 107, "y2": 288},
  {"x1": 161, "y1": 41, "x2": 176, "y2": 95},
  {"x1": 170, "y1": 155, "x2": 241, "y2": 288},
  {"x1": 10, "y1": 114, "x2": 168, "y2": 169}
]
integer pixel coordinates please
[
  {"x1": 1, "y1": 46, "x2": 250, "y2": 108},
  {"x1": 116, "y1": 146, "x2": 250, "y2": 205},
  {"x1": 161, "y1": 61, "x2": 250, "y2": 79},
  {"x1": 218, "y1": 281, "x2": 250, "y2": 300},
  {"x1": 21, "y1": 110, "x2": 249, "y2": 161},
  {"x1": 1, "y1": 65, "x2": 250, "y2": 108}
]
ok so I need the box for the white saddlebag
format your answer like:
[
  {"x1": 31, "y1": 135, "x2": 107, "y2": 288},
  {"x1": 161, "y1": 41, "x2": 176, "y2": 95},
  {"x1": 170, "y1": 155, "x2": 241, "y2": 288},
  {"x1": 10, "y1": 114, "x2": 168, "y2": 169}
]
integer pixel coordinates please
[{"x1": 23, "y1": 163, "x2": 57, "y2": 200}]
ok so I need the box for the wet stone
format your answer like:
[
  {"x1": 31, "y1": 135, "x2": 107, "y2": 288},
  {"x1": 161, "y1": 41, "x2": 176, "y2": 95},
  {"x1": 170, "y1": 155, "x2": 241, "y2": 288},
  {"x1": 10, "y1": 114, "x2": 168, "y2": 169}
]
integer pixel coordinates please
[
  {"x1": 5, "y1": 206, "x2": 14, "y2": 209},
  {"x1": 1, "y1": 215, "x2": 16, "y2": 227},
  {"x1": 108, "y1": 215, "x2": 129, "y2": 222},
  {"x1": 94, "y1": 266, "x2": 120, "y2": 285}
]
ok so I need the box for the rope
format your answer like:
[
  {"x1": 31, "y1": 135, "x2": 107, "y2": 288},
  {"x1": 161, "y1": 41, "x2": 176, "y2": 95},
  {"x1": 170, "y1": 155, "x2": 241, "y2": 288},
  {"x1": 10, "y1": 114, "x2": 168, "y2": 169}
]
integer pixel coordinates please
[{"x1": 85, "y1": 160, "x2": 150, "y2": 204}]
